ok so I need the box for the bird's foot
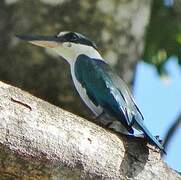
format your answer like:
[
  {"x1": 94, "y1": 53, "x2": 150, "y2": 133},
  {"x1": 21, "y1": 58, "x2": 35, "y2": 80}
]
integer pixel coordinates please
[{"x1": 93, "y1": 111, "x2": 105, "y2": 120}]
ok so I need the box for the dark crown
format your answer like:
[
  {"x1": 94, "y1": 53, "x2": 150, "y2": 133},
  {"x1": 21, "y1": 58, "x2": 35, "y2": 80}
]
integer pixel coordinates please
[{"x1": 57, "y1": 32, "x2": 97, "y2": 49}]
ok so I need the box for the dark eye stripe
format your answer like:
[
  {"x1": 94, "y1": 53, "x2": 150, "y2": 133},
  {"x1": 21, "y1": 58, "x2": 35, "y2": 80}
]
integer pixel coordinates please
[
  {"x1": 64, "y1": 33, "x2": 78, "y2": 41},
  {"x1": 57, "y1": 32, "x2": 97, "y2": 49}
]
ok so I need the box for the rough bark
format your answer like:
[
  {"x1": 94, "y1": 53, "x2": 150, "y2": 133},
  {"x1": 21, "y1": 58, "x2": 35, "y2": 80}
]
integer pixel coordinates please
[
  {"x1": 0, "y1": 81, "x2": 180, "y2": 180},
  {"x1": 0, "y1": 0, "x2": 152, "y2": 118}
]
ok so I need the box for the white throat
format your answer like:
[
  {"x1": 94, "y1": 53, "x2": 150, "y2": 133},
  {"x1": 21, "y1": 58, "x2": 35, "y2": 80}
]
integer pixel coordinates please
[{"x1": 53, "y1": 43, "x2": 103, "y2": 66}]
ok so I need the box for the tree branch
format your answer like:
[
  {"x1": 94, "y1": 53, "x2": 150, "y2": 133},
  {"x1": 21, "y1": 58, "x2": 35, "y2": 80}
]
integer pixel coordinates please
[
  {"x1": 163, "y1": 113, "x2": 181, "y2": 152},
  {"x1": 0, "y1": 81, "x2": 180, "y2": 179}
]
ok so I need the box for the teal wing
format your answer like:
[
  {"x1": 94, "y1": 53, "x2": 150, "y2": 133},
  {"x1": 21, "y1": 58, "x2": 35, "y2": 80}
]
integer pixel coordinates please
[{"x1": 74, "y1": 54, "x2": 165, "y2": 152}]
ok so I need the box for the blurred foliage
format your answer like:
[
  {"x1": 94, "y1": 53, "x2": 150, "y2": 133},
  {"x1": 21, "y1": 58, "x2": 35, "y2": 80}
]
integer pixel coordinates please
[{"x1": 144, "y1": 0, "x2": 181, "y2": 76}]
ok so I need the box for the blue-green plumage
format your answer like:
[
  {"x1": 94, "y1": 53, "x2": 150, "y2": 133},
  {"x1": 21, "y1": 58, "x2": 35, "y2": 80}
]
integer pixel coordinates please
[{"x1": 75, "y1": 54, "x2": 164, "y2": 152}]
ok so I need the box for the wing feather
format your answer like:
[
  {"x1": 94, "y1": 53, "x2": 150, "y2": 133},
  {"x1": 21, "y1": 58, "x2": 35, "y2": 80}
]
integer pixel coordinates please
[{"x1": 75, "y1": 55, "x2": 143, "y2": 133}]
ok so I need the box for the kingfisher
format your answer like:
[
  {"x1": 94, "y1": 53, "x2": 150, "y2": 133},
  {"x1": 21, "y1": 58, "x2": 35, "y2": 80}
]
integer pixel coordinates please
[{"x1": 17, "y1": 31, "x2": 165, "y2": 153}]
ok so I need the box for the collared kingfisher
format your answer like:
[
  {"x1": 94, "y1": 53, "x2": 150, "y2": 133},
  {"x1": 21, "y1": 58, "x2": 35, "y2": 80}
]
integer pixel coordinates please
[{"x1": 17, "y1": 31, "x2": 165, "y2": 153}]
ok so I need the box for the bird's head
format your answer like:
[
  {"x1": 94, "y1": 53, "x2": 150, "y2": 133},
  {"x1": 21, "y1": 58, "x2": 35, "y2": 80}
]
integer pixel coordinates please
[{"x1": 17, "y1": 31, "x2": 102, "y2": 64}]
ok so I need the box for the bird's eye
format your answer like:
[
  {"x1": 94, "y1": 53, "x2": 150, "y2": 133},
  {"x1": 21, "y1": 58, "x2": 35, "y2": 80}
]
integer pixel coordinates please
[
  {"x1": 68, "y1": 42, "x2": 72, "y2": 47},
  {"x1": 68, "y1": 33, "x2": 78, "y2": 41}
]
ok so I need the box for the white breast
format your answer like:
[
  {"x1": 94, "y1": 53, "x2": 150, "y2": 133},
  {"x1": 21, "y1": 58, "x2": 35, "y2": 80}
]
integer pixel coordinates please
[{"x1": 70, "y1": 65, "x2": 103, "y2": 116}]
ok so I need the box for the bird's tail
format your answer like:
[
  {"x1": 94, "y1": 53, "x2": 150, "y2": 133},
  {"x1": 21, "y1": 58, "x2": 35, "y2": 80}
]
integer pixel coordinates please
[{"x1": 134, "y1": 117, "x2": 166, "y2": 154}]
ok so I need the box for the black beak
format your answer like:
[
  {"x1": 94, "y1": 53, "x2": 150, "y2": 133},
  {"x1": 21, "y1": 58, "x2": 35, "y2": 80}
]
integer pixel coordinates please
[{"x1": 16, "y1": 34, "x2": 59, "y2": 48}]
